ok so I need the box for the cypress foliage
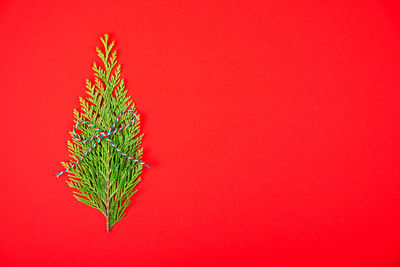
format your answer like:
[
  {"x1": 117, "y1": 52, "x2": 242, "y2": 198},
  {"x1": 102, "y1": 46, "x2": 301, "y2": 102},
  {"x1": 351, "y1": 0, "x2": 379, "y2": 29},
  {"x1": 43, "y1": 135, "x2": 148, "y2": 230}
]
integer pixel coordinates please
[{"x1": 58, "y1": 34, "x2": 147, "y2": 232}]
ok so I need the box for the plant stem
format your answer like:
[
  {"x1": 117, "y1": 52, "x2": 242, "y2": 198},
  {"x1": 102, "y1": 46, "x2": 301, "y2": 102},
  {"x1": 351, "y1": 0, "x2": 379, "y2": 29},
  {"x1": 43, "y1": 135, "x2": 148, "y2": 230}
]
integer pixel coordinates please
[{"x1": 106, "y1": 149, "x2": 111, "y2": 232}]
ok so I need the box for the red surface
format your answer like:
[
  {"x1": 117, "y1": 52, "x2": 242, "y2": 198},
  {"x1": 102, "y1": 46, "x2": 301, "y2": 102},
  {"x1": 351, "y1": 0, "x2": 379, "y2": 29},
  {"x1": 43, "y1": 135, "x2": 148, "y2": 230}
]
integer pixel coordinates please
[{"x1": 1, "y1": 1, "x2": 400, "y2": 266}]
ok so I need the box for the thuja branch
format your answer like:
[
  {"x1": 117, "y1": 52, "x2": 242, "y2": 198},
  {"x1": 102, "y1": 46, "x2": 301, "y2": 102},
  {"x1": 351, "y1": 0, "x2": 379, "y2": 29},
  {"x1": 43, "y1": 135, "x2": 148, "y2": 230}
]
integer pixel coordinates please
[{"x1": 57, "y1": 34, "x2": 149, "y2": 232}]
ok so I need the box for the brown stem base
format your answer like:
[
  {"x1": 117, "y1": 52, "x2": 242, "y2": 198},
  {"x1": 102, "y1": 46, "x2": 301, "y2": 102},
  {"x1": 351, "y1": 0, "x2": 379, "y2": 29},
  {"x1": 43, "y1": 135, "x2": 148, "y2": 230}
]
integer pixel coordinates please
[{"x1": 106, "y1": 180, "x2": 110, "y2": 232}]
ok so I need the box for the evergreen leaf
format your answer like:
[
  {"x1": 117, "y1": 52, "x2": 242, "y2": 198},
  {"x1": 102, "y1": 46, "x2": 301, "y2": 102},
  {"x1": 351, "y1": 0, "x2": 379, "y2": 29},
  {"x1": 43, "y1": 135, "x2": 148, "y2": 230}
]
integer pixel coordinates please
[{"x1": 58, "y1": 34, "x2": 148, "y2": 232}]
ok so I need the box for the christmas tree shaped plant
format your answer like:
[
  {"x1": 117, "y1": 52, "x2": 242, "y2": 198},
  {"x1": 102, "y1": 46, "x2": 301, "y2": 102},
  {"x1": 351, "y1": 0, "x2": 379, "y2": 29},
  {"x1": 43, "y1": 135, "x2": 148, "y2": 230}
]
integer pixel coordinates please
[{"x1": 56, "y1": 34, "x2": 149, "y2": 232}]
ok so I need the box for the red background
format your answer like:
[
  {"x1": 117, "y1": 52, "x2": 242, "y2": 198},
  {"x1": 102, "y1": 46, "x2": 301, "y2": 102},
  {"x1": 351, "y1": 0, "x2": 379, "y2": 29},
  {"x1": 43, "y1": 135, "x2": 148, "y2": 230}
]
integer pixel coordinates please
[{"x1": 1, "y1": 1, "x2": 400, "y2": 266}]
